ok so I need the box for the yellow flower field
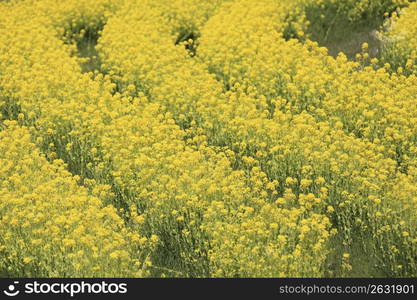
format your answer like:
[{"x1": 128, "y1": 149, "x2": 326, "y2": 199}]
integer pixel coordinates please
[{"x1": 0, "y1": 0, "x2": 416, "y2": 277}]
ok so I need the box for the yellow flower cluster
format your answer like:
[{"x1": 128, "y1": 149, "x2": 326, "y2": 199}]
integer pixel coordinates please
[
  {"x1": 99, "y1": 0, "x2": 417, "y2": 276},
  {"x1": 1, "y1": 0, "x2": 416, "y2": 277},
  {"x1": 381, "y1": 2, "x2": 417, "y2": 74},
  {"x1": 98, "y1": 0, "x2": 337, "y2": 277},
  {"x1": 198, "y1": 0, "x2": 417, "y2": 276},
  {"x1": 0, "y1": 122, "x2": 155, "y2": 277}
]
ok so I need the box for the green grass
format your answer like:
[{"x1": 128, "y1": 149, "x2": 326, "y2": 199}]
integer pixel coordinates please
[
  {"x1": 324, "y1": 232, "x2": 388, "y2": 277},
  {"x1": 319, "y1": 25, "x2": 381, "y2": 59},
  {"x1": 76, "y1": 34, "x2": 101, "y2": 73},
  {"x1": 305, "y1": 5, "x2": 390, "y2": 60}
]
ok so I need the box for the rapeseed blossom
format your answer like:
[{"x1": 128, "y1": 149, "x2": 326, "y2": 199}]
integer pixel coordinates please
[{"x1": 1, "y1": 0, "x2": 416, "y2": 277}]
